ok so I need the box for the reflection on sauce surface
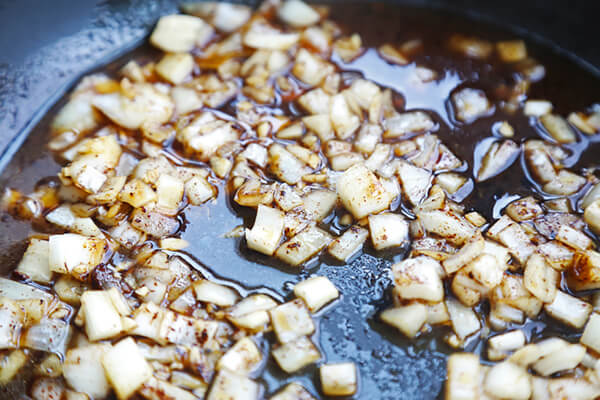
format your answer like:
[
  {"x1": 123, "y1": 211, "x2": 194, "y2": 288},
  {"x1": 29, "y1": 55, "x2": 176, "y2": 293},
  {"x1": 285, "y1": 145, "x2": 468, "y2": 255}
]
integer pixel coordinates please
[{"x1": 0, "y1": 3, "x2": 599, "y2": 399}]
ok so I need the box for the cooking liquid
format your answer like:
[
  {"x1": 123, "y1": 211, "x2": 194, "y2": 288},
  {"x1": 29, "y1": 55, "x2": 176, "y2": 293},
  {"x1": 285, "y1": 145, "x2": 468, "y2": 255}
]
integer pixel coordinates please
[{"x1": 0, "y1": 3, "x2": 599, "y2": 399}]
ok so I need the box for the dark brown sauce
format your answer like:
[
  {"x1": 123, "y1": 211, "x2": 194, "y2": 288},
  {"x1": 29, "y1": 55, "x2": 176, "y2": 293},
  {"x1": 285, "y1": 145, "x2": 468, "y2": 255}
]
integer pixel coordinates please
[{"x1": 0, "y1": 3, "x2": 599, "y2": 399}]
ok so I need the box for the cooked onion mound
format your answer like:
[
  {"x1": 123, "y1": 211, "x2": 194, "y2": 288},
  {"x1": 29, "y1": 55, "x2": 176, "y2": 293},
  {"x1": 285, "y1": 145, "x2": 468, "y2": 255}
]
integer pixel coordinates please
[{"x1": 2, "y1": 0, "x2": 600, "y2": 398}]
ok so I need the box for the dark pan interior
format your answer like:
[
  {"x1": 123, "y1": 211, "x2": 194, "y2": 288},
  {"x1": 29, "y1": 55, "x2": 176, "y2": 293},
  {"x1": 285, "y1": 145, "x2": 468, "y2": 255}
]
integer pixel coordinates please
[{"x1": 0, "y1": 1, "x2": 599, "y2": 399}]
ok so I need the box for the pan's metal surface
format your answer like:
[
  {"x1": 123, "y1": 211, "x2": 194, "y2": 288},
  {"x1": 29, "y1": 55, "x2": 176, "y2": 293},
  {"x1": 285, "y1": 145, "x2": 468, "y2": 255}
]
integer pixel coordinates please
[{"x1": 0, "y1": 1, "x2": 598, "y2": 399}]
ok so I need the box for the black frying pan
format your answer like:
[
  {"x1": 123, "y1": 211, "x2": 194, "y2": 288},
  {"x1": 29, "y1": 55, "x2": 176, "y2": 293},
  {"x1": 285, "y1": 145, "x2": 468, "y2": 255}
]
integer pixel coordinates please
[{"x1": 0, "y1": 1, "x2": 599, "y2": 399}]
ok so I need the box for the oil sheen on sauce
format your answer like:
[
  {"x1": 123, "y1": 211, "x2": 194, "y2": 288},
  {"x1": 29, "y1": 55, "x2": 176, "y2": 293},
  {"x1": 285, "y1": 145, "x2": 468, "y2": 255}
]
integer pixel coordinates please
[{"x1": 0, "y1": 3, "x2": 599, "y2": 399}]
